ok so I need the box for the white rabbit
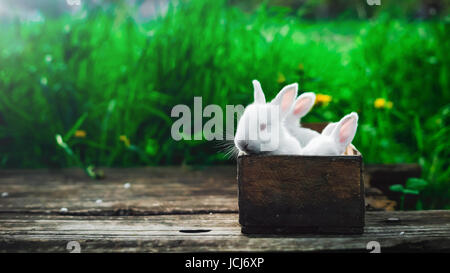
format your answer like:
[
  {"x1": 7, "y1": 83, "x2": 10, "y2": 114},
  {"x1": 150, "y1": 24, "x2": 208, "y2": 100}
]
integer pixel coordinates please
[
  {"x1": 300, "y1": 112, "x2": 359, "y2": 156},
  {"x1": 234, "y1": 80, "x2": 302, "y2": 155},
  {"x1": 316, "y1": 119, "x2": 359, "y2": 155},
  {"x1": 308, "y1": 117, "x2": 359, "y2": 155},
  {"x1": 321, "y1": 121, "x2": 337, "y2": 136},
  {"x1": 284, "y1": 91, "x2": 320, "y2": 147}
]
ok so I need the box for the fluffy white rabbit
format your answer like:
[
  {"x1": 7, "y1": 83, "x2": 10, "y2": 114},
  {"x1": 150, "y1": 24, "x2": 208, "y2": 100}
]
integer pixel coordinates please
[
  {"x1": 284, "y1": 91, "x2": 320, "y2": 147},
  {"x1": 321, "y1": 121, "x2": 337, "y2": 136},
  {"x1": 234, "y1": 80, "x2": 302, "y2": 155},
  {"x1": 316, "y1": 119, "x2": 359, "y2": 155},
  {"x1": 300, "y1": 112, "x2": 359, "y2": 156}
]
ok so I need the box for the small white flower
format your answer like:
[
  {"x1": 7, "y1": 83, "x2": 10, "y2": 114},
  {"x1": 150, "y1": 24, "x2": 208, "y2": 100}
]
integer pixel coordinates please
[
  {"x1": 1, "y1": 192, "x2": 8, "y2": 197},
  {"x1": 95, "y1": 199, "x2": 102, "y2": 204},
  {"x1": 60, "y1": 207, "x2": 68, "y2": 213},
  {"x1": 123, "y1": 182, "x2": 131, "y2": 189},
  {"x1": 40, "y1": 77, "x2": 48, "y2": 86},
  {"x1": 55, "y1": 134, "x2": 64, "y2": 146},
  {"x1": 45, "y1": 54, "x2": 52, "y2": 63},
  {"x1": 400, "y1": 231, "x2": 405, "y2": 235}
]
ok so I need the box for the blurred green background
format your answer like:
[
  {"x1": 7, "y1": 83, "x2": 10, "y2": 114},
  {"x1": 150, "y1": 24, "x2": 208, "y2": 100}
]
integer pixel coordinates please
[{"x1": 0, "y1": 0, "x2": 448, "y2": 209}]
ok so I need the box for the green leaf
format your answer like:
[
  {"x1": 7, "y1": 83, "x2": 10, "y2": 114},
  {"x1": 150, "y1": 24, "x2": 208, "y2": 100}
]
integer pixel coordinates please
[
  {"x1": 414, "y1": 116, "x2": 424, "y2": 152},
  {"x1": 416, "y1": 199, "x2": 423, "y2": 210},
  {"x1": 55, "y1": 134, "x2": 73, "y2": 156},
  {"x1": 389, "y1": 184, "x2": 404, "y2": 193},
  {"x1": 403, "y1": 189, "x2": 420, "y2": 195},
  {"x1": 406, "y1": 178, "x2": 428, "y2": 191},
  {"x1": 63, "y1": 113, "x2": 88, "y2": 141},
  {"x1": 145, "y1": 138, "x2": 158, "y2": 156},
  {"x1": 55, "y1": 134, "x2": 83, "y2": 168}
]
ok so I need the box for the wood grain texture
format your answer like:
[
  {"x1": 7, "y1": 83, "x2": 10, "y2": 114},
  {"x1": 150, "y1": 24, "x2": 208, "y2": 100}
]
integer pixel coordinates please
[
  {"x1": 0, "y1": 166, "x2": 442, "y2": 252},
  {"x1": 0, "y1": 167, "x2": 238, "y2": 215},
  {"x1": 0, "y1": 165, "x2": 417, "y2": 215},
  {"x1": 238, "y1": 155, "x2": 364, "y2": 234},
  {"x1": 0, "y1": 211, "x2": 449, "y2": 252}
]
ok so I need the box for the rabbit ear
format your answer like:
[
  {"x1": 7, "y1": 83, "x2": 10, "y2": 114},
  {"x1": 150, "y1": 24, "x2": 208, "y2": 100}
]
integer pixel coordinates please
[
  {"x1": 253, "y1": 80, "x2": 266, "y2": 104},
  {"x1": 271, "y1": 83, "x2": 298, "y2": 118},
  {"x1": 331, "y1": 112, "x2": 359, "y2": 154},
  {"x1": 292, "y1": 92, "x2": 316, "y2": 118},
  {"x1": 321, "y1": 122, "x2": 336, "y2": 136}
]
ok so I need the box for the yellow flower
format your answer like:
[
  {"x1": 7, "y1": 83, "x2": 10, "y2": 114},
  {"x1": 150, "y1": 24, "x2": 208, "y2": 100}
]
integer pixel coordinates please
[
  {"x1": 374, "y1": 98, "x2": 393, "y2": 109},
  {"x1": 119, "y1": 135, "x2": 131, "y2": 147},
  {"x1": 277, "y1": 72, "x2": 286, "y2": 84},
  {"x1": 315, "y1": 94, "x2": 332, "y2": 107},
  {"x1": 74, "y1": 130, "x2": 86, "y2": 138},
  {"x1": 374, "y1": 98, "x2": 386, "y2": 108}
]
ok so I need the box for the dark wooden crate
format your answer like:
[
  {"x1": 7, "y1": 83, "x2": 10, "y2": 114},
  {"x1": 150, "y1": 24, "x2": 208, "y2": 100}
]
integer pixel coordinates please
[{"x1": 237, "y1": 154, "x2": 365, "y2": 234}]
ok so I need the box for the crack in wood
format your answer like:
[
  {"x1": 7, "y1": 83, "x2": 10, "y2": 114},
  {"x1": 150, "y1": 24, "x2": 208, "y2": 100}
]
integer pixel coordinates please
[{"x1": 0, "y1": 209, "x2": 239, "y2": 216}]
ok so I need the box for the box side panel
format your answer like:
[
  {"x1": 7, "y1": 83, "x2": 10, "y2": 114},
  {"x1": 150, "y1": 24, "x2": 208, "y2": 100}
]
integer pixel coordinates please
[{"x1": 238, "y1": 155, "x2": 364, "y2": 229}]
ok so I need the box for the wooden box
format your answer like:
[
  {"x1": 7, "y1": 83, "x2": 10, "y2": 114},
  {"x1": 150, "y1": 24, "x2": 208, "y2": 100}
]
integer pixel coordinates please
[{"x1": 237, "y1": 144, "x2": 365, "y2": 234}]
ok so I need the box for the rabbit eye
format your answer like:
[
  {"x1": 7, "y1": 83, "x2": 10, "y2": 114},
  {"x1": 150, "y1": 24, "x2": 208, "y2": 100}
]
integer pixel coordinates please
[{"x1": 260, "y1": 124, "x2": 266, "y2": 131}]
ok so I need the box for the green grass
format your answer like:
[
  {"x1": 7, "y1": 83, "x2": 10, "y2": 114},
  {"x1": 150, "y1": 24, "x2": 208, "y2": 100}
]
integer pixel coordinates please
[{"x1": 0, "y1": 0, "x2": 448, "y2": 208}]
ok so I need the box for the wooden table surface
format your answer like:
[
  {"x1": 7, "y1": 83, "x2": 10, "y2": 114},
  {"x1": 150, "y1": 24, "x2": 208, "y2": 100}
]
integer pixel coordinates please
[{"x1": 0, "y1": 167, "x2": 449, "y2": 252}]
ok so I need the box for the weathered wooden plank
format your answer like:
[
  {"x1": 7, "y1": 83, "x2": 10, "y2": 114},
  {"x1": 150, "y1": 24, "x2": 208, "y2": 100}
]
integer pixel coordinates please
[
  {"x1": 0, "y1": 165, "x2": 421, "y2": 215},
  {"x1": 0, "y1": 167, "x2": 238, "y2": 215},
  {"x1": 0, "y1": 211, "x2": 449, "y2": 252}
]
